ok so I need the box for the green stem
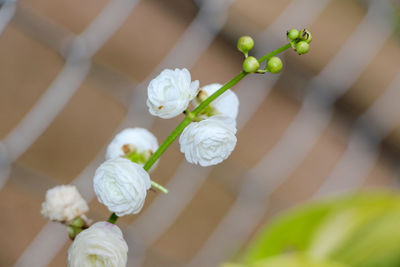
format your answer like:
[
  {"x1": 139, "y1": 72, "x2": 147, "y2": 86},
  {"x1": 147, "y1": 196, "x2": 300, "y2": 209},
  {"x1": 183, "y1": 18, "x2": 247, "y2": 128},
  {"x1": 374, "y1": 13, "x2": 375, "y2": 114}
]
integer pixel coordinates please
[
  {"x1": 258, "y1": 43, "x2": 291, "y2": 63},
  {"x1": 151, "y1": 180, "x2": 169, "y2": 194},
  {"x1": 108, "y1": 42, "x2": 293, "y2": 224},
  {"x1": 143, "y1": 117, "x2": 192, "y2": 172},
  {"x1": 108, "y1": 212, "x2": 118, "y2": 224}
]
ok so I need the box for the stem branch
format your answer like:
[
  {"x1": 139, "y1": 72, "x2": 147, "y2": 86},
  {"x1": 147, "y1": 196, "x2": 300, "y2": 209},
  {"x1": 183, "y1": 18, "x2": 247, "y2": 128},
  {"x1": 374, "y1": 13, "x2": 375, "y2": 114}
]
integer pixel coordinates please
[{"x1": 258, "y1": 43, "x2": 291, "y2": 63}]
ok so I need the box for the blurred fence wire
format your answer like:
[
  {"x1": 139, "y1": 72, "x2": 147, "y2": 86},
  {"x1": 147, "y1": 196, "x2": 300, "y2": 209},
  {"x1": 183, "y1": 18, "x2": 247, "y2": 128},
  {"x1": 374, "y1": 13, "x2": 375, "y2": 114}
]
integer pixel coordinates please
[{"x1": 0, "y1": 0, "x2": 399, "y2": 266}]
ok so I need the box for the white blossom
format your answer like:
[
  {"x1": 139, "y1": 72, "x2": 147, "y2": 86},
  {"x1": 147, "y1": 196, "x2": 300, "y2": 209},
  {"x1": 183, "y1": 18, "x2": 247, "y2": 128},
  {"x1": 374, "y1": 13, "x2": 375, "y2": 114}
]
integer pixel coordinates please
[
  {"x1": 41, "y1": 185, "x2": 88, "y2": 222},
  {"x1": 106, "y1": 128, "x2": 158, "y2": 163},
  {"x1": 179, "y1": 115, "x2": 237, "y2": 166},
  {"x1": 193, "y1": 83, "x2": 239, "y2": 120},
  {"x1": 147, "y1": 68, "x2": 199, "y2": 119},
  {"x1": 67, "y1": 221, "x2": 128, "y2": 267},
  {"x1": 93, "y1": 158, "x2": 150, "y2": 216}
]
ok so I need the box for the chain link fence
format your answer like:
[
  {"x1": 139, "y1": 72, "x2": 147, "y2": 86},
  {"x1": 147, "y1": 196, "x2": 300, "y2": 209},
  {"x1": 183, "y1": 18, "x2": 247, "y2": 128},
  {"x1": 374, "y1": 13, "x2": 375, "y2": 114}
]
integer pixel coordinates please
[{"x1": 0, "y1": 0, "x2": 399, "y2": 266}]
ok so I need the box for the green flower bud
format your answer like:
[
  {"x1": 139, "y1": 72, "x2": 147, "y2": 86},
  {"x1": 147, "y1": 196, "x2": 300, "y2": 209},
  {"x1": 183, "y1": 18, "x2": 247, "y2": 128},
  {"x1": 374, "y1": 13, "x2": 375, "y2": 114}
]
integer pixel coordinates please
[
  {"x1": 287, "y1": 29, "x2": 300, "y2": 41},
  {"x1": 243, "y1": 56, "x2": 259, "y2": 73},
  {"x1": 267, "y1": 57, "x2": 283, "y2": 74},
  {"x1": 70, "y1": 217, "x2": 86, "y2": 228},
  {"x1": 296, "y1": 41, "x2": 310, "y2": 55},
  {"x1": 237, "y1": 36, "x2": 254, "y2": 55},
  {"x1": 299, "y1": 29, "x2": 312, "y2": 43}
]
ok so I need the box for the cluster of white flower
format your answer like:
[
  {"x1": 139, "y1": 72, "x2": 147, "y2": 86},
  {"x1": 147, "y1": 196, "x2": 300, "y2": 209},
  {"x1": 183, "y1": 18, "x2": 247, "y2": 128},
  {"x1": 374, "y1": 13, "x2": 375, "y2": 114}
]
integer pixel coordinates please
[
  {"x1": 148, "y1": 68, "x2": 239, "y2": 167},
  {"x1": 42, "y1": 67, "x2": 239, "y2": 267},
  {"x1": 92, "y1": 127, "x2": 159, "y2": 218},
  {"x1": 37, "y1": 28, "x2": 310, "y2": 266},
  {"x1": 91, "y1": 68, "x2": 239, "y2": 219},
  {"x1": 41, "y1": 127, "x2": 158, "y2": 266}
]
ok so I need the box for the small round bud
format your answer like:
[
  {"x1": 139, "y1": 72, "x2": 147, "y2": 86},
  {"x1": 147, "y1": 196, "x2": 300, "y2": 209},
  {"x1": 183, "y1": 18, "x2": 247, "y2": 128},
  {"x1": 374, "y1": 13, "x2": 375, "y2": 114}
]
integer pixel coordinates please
[
  {"x1": 237, "y1": 36, "x2": 254, "y2": 54},
  {"x1": 242, "y1": 56, "x2": 259, "y2": 73},
  {"x1": 296, "y1": 41, "x2": 310, "y2": 55},
  {"x1": 299, "y1": 29, "x2": 312, "y2": 43},
  {"x1": 267, "y1": 57, "x2": 283, "y2": 73},
  {"x1": 287, "y1": 29, "x2": 299, "y2": 41}
]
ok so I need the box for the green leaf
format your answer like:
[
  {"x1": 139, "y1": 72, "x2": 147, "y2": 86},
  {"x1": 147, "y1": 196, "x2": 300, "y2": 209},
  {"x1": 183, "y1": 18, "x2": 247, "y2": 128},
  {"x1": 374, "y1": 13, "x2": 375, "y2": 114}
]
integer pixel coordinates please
[
  {"x1": 243, "y1": 201, "x2": 334, "y2": 263},
  {"x1": 242, "y1": 192, "x2": 400, "y2": 266},
  {"x1": 308, "y1": 193, "x2": 400, "y2": 260},
  {"x1": 332, "y1": 210, "x2": 400, "y2": 267},
  {"x1": 231, "y1": 253, "x2": 348, "y2": 267}
]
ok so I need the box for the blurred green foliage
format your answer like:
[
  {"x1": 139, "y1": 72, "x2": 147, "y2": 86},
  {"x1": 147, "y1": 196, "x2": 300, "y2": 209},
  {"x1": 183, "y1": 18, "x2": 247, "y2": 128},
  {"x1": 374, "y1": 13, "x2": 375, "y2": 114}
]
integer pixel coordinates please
[
  {"x1": 393, "y1": 1, "x2": 400, "y2": 39},
  {"x1": 225, "y1": 192, "x2": 400, "y2": 267}
]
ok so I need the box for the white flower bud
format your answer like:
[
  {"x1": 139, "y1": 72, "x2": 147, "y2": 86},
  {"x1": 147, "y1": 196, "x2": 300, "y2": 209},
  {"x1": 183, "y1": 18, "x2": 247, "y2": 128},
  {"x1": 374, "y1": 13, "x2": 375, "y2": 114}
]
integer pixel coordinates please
[
  {"x1": 106, "y1": 128, "x2": 158, "y2": 163},
  {"x1": 93, "y1": 158, "x2": 151, "y2": 216},
  {"x1": 67, "y1": 221, "x2": 128, "y2": 267},
  {"x1": 193, "y1": 83, "x2": 239, "y2": 119},
  {"x1": 147, "y1": 68, "x2": 199, "y2": 119},
  {"x1": 179, "y1": 115, "x2": 237, "y2": 166},
  {"x1": 41, "y1": 185, "x2": 88, "y2": 222}
]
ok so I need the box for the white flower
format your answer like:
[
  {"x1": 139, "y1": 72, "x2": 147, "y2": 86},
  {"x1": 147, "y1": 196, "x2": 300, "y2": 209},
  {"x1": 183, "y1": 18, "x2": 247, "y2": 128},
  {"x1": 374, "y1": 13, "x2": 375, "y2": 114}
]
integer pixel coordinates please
[
  {"x1": 41, "y1": 185, "x2": 88, "y2": 222},
  {"x1": 106, "y1": 128, "x2": 158, "y2": 162},
  {"x1": 93, "y1": 158, "x2": 151, "y2": 216},
  {"x1": 67, "y1": 221, "x2": 128, "y2": 267},
  {"x1": 179, "y1": 115, "x2": 237, "y2": 166},
  {"x1": 147, "y1": 68, "x2": 199, "y2": 119},
  {"x1": 193, "y1": 83, "x2": 239, "y2": 120}
]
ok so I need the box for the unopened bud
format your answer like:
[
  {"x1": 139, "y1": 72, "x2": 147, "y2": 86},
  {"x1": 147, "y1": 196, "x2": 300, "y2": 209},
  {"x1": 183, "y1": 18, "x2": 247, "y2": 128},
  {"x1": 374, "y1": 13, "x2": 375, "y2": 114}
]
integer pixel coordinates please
[
  {"x1": 299, "y1": 29, "x2": 312, "y2": 43},
  {"x1": 267, "y1": 57, "x2": 283, "y2": 73},
  {"x1": 243, "y1": 56, "x2": 259, "y2": 73},
  {"x1": 237, "y1": 36, "x2": 254, "y2": 55},
  {"x1": 296, "y1": 41, "x2": 310, "y2": 55},
  {"x1": 287, "y1": 29, "x2": 300, "y2": 41},
  {"x1": 70, "y1": 217, "x2": 86, "y2": 228}
]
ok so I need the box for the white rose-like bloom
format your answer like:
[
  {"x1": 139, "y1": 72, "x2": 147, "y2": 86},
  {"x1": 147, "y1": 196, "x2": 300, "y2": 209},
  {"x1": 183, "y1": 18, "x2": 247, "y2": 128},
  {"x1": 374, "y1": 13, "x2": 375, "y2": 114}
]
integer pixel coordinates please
[
  {"x1": 106, "y1": 128, "x2": 158, "y2": 161},
  {"x1": 193, "y1": 83, "x2": 239, "y2": 120},
  {"x1": 93, "y1": 158, "x2": 151, "y2": 216},
  {"x1": 179, "y1": 115, "x2": 237, "y2": 166},
  {"x1": 41, "y1": 185, "x2": 89, "y2": 222},
  {"x1": 67, "y1": 221, "x2": 128, "y2": 267},
  {"x1": 147, "y1": 68, "x2": 199, "y2": 119}
]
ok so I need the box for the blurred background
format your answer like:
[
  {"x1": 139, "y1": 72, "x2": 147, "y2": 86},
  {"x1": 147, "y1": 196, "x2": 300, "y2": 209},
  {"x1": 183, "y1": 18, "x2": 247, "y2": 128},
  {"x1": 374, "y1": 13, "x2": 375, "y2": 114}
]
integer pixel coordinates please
[{"x1": 1, "y1": 0, "x2": 400, "y2": 266}]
